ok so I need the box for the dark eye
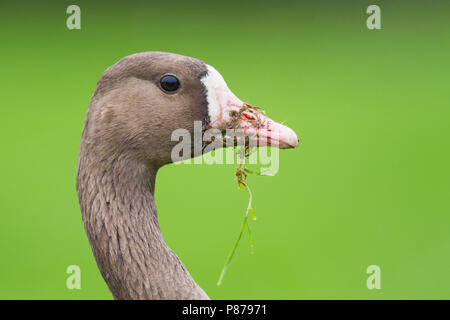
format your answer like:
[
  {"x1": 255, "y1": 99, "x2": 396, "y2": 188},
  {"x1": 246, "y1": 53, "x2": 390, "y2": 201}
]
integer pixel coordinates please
[{"x1": 160, "y1": 75, "x2": 180, "y2": 93}]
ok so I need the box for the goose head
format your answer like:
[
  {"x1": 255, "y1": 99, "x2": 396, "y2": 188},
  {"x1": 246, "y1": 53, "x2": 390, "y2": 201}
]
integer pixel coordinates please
[
  {"x1": 77, "y1": 51, "x2": 298, "y2": 300},
  {"x1": 84, "y1": 51, "x2": 298, "y2": 168}
]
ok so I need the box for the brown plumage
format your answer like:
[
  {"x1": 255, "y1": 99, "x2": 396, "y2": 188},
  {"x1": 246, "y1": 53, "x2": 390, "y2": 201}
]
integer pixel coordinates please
[{"x1": 77, "y1": 52, "x2": 298, "y2": 300}]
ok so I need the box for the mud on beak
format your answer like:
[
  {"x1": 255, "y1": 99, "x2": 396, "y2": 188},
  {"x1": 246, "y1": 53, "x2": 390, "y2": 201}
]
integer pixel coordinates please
[
  {"x1": 201, "y1": 64, "x2": 299, "y2": 149},
  {"x1": 207, "y1": 92, "x2": 299, "y2": 149},
  {"x1": 235, "y1": 103, "x2": 299, "y2": 149}
]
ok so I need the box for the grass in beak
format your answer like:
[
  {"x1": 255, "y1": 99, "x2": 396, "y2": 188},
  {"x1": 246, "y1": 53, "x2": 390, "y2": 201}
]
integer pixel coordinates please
[{"x1": 217, "y1": 144, "x2": 273, "y2": 286}]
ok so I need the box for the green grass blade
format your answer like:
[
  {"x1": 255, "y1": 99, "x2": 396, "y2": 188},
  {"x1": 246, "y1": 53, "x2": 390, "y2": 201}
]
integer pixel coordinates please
[
  {"x1": 249, "y1": 207, "x2": 256, "y2": 221},
  {"x1": 217, "y1": 217, "x2": 248, "y2": 286},
  {"x1": 247, "y1": 221, "x2": 254, "y2": 254},
  {"x1": 218, "y1": 179, "x2": 255, "y2": 286},
  {"x1": 259, "y1": 167, "x2": 275, "y2": 176}
]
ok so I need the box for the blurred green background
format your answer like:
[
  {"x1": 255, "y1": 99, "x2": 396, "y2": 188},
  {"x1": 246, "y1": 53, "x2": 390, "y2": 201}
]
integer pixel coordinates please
[{"x1": 1, "y1": 0, "x2": 449, "y2": 299}]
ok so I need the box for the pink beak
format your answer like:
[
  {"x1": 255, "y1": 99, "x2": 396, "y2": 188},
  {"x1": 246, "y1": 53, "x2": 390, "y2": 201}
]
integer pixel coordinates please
[
  {"x1": 202, "y1": 66, "x2": 299, "y2": 149},
  {"x1": 238, "y1": 104, "x2": 299, "y2": 149}
]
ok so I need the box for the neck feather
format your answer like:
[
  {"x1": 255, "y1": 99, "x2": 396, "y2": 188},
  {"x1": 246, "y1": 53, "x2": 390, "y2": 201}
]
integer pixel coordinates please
[{"x1": 76, "y1": 143, "x2": 208, "y2": 300}]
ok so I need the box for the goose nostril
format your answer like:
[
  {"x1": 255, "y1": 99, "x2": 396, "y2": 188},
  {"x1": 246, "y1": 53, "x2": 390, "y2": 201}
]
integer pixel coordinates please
[{"x1": 241, "y1": 112, "x2": 255, "y2": 120}]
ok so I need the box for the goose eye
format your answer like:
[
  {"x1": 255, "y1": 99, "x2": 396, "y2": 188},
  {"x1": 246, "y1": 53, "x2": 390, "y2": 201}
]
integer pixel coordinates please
[{"x1": 160, "y1": 75, "x2": 180, "y2": 93}]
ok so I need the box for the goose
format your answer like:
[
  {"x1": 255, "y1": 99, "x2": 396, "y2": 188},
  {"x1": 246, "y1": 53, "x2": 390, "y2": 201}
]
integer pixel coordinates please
[{"x1": 76, "y1": 51, "x2": 299, "y2": 300}]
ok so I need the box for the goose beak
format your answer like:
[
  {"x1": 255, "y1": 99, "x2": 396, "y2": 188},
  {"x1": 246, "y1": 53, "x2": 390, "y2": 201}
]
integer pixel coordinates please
[
  {"x1": 236, "y1": 103, "x2": 299, "y2": 149},
  {"x1": 202, "y1": 65, "x2": 299, "y2": 149},
  {"x1": 209, "y1": 95, "x2": 299, "y2": 149}
]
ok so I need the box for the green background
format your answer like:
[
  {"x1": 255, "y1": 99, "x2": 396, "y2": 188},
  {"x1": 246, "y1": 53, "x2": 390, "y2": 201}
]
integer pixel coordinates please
[{"x1": 1, "y1": 0, "x2": 449, "y2": 299}]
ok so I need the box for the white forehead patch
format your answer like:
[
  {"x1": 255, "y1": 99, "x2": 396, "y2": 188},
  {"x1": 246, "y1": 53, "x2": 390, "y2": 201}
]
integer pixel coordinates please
[{"x1": 200, "y1": 64, "x2": 243, "y2": 126}]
